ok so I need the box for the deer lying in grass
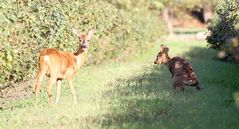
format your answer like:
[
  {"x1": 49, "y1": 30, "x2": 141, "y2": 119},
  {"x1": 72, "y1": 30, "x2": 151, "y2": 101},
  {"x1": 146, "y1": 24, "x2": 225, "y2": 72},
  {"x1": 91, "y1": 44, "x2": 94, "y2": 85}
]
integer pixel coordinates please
[
  {"x1": 154, "y1": 44, "x2": 200, "y2": 91},
  {"x1": 35, "y1": 29, "x2": 94, "y2": 105}
]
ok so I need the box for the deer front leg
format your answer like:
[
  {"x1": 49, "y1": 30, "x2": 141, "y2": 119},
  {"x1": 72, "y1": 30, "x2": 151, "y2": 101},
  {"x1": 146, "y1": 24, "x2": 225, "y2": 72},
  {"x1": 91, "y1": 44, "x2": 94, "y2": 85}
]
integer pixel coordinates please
[
  {"x1": 172, "y1": 83, "x2": 185, "y2": 91},
  {"x1": 68, "y1": 78, "x2": 77, "y2": 104},
  {"x1": 172, "y1": 74, "x2": 184, "y2": 91},
  {"x1": 172, "y1": 75, "x2": 179, "y2": 90},
  {"x1": 55, "y1": 80, "x2": 62, "y2": 105}
]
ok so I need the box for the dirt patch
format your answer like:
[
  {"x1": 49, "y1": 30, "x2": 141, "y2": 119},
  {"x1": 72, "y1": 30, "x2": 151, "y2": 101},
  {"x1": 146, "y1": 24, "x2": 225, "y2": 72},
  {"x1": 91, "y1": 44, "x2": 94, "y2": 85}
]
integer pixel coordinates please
[{"x1": 0, "y1": 78, "x2": 34, "y2": 110}]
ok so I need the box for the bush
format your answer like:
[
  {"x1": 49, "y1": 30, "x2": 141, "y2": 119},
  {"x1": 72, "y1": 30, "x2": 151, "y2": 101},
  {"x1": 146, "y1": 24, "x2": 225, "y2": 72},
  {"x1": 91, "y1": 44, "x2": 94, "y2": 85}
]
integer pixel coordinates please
[
  {"x1": 206, "y1": 0, "x2": 239, "y2": 60},
  {"x1": 0, "y1": 0, "x2": 165, "y2": 87}
]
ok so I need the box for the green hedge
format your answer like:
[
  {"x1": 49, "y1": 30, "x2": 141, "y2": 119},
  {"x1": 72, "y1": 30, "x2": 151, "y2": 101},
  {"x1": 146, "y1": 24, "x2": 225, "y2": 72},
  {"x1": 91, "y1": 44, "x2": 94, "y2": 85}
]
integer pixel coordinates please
[
  {"x1": 0, "y1": 0, "x2": 165, "y2": 86},
  {"x1": 207, "y1": 0, "x2": 239, "y2": 53}
]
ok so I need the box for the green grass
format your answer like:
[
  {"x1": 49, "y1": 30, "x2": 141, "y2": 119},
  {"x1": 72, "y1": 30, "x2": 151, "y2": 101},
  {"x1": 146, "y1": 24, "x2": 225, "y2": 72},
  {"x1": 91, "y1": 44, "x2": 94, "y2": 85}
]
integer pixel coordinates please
[{"x1": 1, "y1": 40, "x2": 239, "y2": 129}]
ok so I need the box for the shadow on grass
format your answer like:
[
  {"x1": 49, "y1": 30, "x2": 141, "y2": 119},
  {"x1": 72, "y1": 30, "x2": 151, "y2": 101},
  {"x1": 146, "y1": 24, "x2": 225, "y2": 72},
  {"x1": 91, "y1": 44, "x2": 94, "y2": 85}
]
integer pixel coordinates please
[{"x1": 96, "y1": 46, "x2": 239, "y2": 129}]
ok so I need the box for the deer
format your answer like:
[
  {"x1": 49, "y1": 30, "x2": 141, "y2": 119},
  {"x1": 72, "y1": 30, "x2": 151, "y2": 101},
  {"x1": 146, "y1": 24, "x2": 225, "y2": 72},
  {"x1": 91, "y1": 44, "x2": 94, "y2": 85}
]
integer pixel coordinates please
[
  {"x1": 35, "y1": 29, "x2": 95, "y2": 106},
  {"x1": 154, "y1": 44, "x2": 200, "y2": 91}
]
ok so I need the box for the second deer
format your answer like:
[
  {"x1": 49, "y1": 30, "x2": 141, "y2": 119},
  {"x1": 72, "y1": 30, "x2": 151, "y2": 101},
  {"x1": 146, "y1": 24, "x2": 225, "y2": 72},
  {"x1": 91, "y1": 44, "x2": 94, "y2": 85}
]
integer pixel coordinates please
[
  {"x1": 154, "y1": 44, "x2": 200, "y2": 91},
  {"x1": 35, "y1": 29, "x2": 94, "y2": 105}
]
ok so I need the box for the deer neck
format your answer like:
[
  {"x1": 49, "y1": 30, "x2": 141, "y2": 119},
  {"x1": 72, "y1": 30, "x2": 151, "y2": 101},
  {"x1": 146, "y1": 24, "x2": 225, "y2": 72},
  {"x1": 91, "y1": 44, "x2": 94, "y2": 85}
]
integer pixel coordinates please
[
  {"x1": 74, "y1": 48, "x2": 87, "y2": 68},
  {"x1": 163, "y1": 54, "x2": 171, "y2": 67}
]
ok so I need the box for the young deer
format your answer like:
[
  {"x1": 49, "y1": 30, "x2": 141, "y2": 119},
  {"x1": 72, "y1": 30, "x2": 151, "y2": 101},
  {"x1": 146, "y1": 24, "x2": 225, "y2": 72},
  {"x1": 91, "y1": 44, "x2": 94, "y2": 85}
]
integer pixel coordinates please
[
  {"x1": 154, "y1": 44, "x2": 200, "y2": 91},
  {"x1": 35, "y1": 29, "x2": 94, "y2": 105}
]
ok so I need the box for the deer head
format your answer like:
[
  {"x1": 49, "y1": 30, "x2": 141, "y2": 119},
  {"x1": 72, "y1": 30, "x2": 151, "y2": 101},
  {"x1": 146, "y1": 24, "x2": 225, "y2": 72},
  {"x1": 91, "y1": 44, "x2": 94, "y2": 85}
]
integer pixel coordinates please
[
  {"x1": 154, "y1": 44, "x2": 170, "y2": 64},
  {"x1": 73, "y1": 29, "x2": 95, "y2": 52}
]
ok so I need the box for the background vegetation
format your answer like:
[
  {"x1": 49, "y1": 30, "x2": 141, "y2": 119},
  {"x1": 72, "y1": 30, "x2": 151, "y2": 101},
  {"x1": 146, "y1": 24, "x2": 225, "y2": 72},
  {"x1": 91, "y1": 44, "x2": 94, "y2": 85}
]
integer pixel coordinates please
[
  {"x1": 207, "y1": 0, "x2": 239, "y2": 61},
  {"x1": 150, "y1": 0, "x2": 217, "y2": 35},
  {"x1": 0, "y1": 0, "x2": 164, "y2": 87}
]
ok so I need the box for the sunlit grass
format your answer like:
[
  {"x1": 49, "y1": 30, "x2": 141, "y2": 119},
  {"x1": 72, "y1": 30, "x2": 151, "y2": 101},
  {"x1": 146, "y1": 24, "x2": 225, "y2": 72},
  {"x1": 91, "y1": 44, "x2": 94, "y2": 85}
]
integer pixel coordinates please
[
  {"x1": 174, "y1": 28, "x2": 207, "y2": 34},
  {"x1": 1, "y1": 40, "x2": 239, "y2": 129}
]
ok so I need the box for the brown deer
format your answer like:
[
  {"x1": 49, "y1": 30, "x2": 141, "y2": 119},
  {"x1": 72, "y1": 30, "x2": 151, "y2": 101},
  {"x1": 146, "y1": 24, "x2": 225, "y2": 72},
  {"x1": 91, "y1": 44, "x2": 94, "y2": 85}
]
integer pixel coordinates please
[
  {"x1": 154, "y1": 44, "x2": 200, "y2": 91},
  {"x1": 35, "y1": 29, "x2": 95, "y2": 105}
]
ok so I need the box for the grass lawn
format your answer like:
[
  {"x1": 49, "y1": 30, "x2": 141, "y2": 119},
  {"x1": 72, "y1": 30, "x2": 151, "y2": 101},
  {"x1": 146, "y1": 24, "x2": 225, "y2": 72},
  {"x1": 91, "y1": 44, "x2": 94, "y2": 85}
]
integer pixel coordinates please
[{"x1": 1, "y1": 40, "x2": 239, "y2": 129}]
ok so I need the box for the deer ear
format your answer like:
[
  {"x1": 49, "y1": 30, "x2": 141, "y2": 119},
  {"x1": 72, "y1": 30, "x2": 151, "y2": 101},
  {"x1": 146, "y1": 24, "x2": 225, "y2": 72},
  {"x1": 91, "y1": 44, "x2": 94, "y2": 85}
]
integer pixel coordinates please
[
  {"x1": 87, "y1": 29, "x2": 95, "y2": 40},
  {"x1": 160, "y1": 44, "x2": 164, "y2": 51},
  {"x1": 72, "y1": 28, "x2": 83, "y2": 37}
]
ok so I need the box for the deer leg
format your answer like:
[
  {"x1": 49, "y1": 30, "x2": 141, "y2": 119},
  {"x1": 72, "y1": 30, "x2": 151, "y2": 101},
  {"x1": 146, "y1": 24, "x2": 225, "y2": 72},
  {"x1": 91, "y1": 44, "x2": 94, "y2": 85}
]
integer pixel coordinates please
[
  {"x1": 172, "y1": 83, "x2": 184, "y2": 91},
  {"x1": 172, "y1": 83, "x2": 177, "y2": 95},
  {"x1": 172, "y1": 75, "x2": 182, "y2": 90},
  {"x1": 68, "y1": 79, "x2": 77, "y2": 104},
  {"x1": 35, "y1": 66, "x2": 47, "y2": 106},
  {"x1": 196, "y1": 85, "x2": 201, "y2": 90},
  {"x1": 180, "y1": 86, "x2": 185, "y2": 91},
  {"x1": 55, "y1": 80, "x2": 62, "y2": 105},
  {"x1": 46, "y1": 76, "x2": 57, "y2": 106},
  {"x1": 195, "y1": 81, "x2": 201, "y2": 91},
  {"x1": 173, "y1": 81, "x2": 184, "y2": 91},
  {"x1": 172, "y1": 84, "x2": 177, "y2": 90},
  {"x1": 187, "y1": 80, "x2": 201, "y2": 91}
]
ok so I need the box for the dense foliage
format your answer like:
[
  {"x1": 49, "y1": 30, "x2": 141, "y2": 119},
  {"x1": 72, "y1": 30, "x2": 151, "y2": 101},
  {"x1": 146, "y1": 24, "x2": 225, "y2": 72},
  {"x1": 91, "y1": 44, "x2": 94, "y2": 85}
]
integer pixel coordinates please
[
  {"x1": 0, "y1": 0, "x2": 165, "y2": 86},
  {"x1": 206, "y1": 0, "x2": 239, "y2": 60}
]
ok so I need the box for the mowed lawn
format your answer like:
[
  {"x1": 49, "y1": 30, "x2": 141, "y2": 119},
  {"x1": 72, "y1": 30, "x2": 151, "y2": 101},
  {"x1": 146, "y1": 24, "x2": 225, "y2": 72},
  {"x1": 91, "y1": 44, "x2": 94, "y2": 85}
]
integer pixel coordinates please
[{"x1": 1, "y1": 40, "x2": 239, "y2": 129}]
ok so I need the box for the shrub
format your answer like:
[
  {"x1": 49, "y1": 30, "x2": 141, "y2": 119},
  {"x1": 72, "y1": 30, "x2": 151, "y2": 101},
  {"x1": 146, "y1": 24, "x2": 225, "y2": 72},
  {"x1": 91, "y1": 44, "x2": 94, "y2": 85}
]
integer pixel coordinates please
[
  {"x1": 0, "y1": 0, "x2": 165, "y2": 87},
  {"x1": 206, "y1": 0, "x2": 239, "y2": 61}
]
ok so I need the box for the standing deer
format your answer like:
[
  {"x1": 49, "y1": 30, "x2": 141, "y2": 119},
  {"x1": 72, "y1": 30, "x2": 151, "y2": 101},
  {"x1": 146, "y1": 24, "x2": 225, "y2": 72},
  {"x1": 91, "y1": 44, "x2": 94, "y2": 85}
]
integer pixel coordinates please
[
  {"x1": 154, "y1": 44, "x2": 200, "y2": 91},
  {"x1": 35, "y1": 29, "x2": 94, "y2": 105}
]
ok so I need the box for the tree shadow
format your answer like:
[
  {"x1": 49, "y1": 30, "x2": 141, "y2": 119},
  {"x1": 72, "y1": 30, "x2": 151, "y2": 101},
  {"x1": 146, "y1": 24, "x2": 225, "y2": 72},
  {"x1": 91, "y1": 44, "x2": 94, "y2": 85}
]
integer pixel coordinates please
[{"x1": 95, "y1": 46, "x2": 239, "y2": 129}]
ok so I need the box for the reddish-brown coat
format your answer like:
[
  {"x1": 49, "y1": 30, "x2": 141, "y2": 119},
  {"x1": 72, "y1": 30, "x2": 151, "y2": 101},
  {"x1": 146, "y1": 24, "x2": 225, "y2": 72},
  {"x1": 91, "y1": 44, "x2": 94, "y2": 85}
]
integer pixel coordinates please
[
  {"x1": 39, "y1": 48, "x2": 85, "y2": 80},
  {"x1": 35, "y1": 29, "x2": 94, "y2": 105}
]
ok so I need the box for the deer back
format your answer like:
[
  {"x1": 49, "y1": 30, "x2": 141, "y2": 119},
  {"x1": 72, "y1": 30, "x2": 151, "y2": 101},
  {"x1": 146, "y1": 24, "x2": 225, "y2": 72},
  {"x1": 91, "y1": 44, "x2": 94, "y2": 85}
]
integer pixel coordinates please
[
  {"x1": 167, "y1": 57, "x2": 197, "y2": 80},
  {"x1": 39, "y1": 48, "x2": 78, "y2": 79}
]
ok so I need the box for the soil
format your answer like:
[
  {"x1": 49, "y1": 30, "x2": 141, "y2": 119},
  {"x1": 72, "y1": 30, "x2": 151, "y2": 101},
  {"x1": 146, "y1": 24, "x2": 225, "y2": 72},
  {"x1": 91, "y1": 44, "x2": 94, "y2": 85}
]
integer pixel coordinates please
[{"x1": 0, "y1": 78, "x2": 34, "y2": 110}]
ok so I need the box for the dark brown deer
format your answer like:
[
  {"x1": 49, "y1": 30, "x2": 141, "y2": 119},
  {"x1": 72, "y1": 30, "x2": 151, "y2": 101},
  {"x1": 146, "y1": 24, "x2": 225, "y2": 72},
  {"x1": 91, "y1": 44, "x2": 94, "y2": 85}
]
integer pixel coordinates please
[
  {"x1": 154, "y1": 44, "x2": 200, "y2": 91},
  {"x1": 35, "y1": 29, "x2": 94, "y2": 105}
]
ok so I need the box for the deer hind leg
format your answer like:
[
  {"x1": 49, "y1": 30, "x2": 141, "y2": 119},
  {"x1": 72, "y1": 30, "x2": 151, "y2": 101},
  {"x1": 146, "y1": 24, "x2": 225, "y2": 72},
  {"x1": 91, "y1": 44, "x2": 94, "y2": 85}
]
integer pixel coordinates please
[
  {"x1": 46, "y1": 76, "x2": 57, "y2": 106},
  {"x1": 55, "y1": 79, "x2": 62, "y2": 105},
  {"x1": 196, "y1": 85, "x2": 200, "y2": 90},
  {"x1": 194, "y1": 81, "x2": 201, "y2": 91},
  {"x1": 186, "y1": 80, "x2": 201, "y2": 91},
  {"x1": 35, "y1": 65, "x2": 47, "y2": 106},
  {"x1": 68, "y1": 79, "x2": 77, "y2": 104}
]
